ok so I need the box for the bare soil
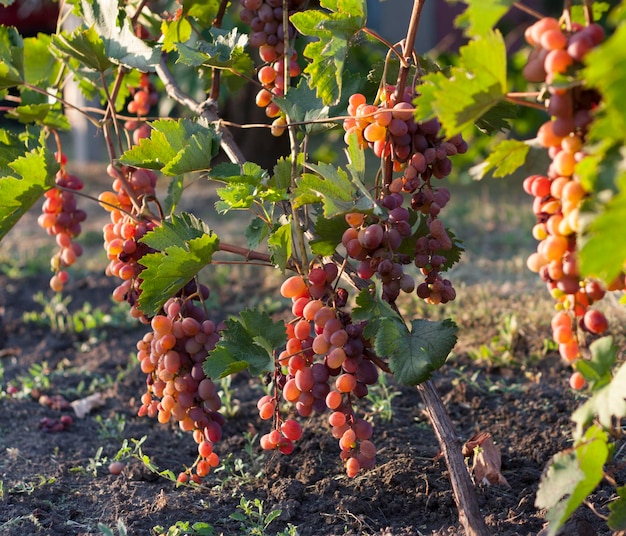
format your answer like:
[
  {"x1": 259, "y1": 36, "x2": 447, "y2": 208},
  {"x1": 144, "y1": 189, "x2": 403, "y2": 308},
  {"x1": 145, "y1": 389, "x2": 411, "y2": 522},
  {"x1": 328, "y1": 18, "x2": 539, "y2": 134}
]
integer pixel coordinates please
[{"x1": 1, "y1": 171, "x2": 625, "y2": 536}]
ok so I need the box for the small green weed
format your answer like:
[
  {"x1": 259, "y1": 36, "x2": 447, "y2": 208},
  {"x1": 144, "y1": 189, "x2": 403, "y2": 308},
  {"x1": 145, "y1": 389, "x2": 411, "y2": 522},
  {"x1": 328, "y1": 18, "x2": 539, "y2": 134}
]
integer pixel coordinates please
[
  {"x1": 98, "y1": 519, "x2": 128, "y2": 536},
  {"x1": 95, "y1": 413, "x2": 127, "y2": 441},
  {"x1": 230, "y1": 497, "x2": 298, "y2": 536},
  {"x1": 216, "y1": 375, "x2": 241, "y2": 418},
  {"x1": 467, "y1": 313, "x2": 527, "y2": 367},
  {"x1": 153, "y1": 520, "x2": 215, "y2": 535},
  {"x1": 366, "y1": 373, "x2": 400, "y2": 422}
]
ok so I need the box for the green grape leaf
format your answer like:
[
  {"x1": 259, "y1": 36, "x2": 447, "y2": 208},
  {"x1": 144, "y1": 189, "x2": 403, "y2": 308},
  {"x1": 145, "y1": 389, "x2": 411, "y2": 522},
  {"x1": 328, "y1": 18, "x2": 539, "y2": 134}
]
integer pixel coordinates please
[
  {"x1": 310, "y1": 215, "x2": 347, "y2": 256},
  {"x1": 584, "y1": 24, "x2": 626, "y2": 144},
  {"x1": 50, "y1": 26, "x2": 113, "y2": 71},
  {"x1": 138, "y1": 232, "x2": 219, "y2": 316},
  {"x1": 453, "y1": 0, "x2": 515, "y2": 37},
  {"x1": 608, "y1": 485, "x2": 626, "y2": 530},
  {"x1": 161, "y1": 18, "x2": 193, "y2": 53},
  {"x1": 474, "y1": 99, "x2": 516, "y2": 134},
  {"x1": 80, "y1": 0, "x2": 160, "y2": 71},
  {"x1": 570, "y1": 3, "x2": 611, "y2": 24},
  {"x1": 272, "y1": 156, "x2": 295, "y2": 192},
  {"x1": 0, "y1": 145, "x2": 58, "y2": 240},
  {"x1": 352, "y1": 287, "x2": 403, "y2": 341},
  {"x1": 140, "y1": 212, "x2": 212, "y2": 251},
  {"x1": 579, "y1": 174, "x2": 626, "y2": 284},
  {"x1": 245, "y1": 217, "x2": 269, "y2": 250},
  {"x1": 574, "y1": 336, "x2": 617, "y2": 389},
  {"x1": 274, "y1": 80, "x2": 330, "y2": 133},
  {"x1": 164, "y1": 175, "x2": 184, "y2": 216},
  {"x1": 119, "y1": 119, "x2": 220, "y2": 175},
  {"x1": 290, "y1": 0, "x2": 367, "y2": 105},
  {"x1": 572, "y1": 356, "x2": 626, "y2": 439},
  {"x1": 24, "y1": 34, "x2": 62, "y2": 86},
  {"x1": 215, "y1": 182, "x2": 255, "y2": 212},
  {"x1": 375, "y1": 317, "x2": 457, "y2": 385},
  {"x1": 470, "y1": 141, "x2": 550, "y2": 182},
  {"x1": 182, "y1": 0, "x2": 221, "y2": 24},
  {"x1": 0, "y1": 25, "x2": 24, "y2": 88},
  {"x1": 6, "y1": 104, "x2": 71, "y2": 130},
  {"x1": 474, "y1": 139, "x2": 530, "y2": 179},
  {"x1": 176, "y1": 28, "x2": 250, "y2": 69},
  {"x1": 292, "y1": 160, "x2": 375, "y2": 218},
  {"x1": 267, "y1": 222, "x2": 292, "y2": 271},
  {"x1": 203, "y1": 309, "x2": 284, "y2": 379},
  {"x1": 535, "y1": 425, "x2": 609, "y2": 536},
  {"x1": 414, "y1": 30, "x2": 507, "y2": 137}
]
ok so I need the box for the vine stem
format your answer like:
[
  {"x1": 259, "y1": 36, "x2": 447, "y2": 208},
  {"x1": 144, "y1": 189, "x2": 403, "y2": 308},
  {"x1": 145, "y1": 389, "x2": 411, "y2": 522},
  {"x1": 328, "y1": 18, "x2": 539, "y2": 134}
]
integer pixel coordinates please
[{"x1": 382, "y1": 1, "x2": 490, "y2": 534}]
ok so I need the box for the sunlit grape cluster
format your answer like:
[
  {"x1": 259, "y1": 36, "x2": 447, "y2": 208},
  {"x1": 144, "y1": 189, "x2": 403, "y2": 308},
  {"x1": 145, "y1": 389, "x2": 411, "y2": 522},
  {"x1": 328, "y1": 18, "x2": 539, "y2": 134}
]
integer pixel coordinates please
[
  {"x1": 342, "y1": 89, "x2": 466, "y2": 305},
  {"x1": 98, "y1": 165, "x2": 158, "y2": 321},
  {"x1": 259, "y1": 269, "x2": 378, "y2": 477},
  {"x1": 37, "y1": 154, "x2": 86, "y2": 292},
  {"x1": 239, "y1": 0, "x2": 305, "y2": 135},
  {"x1": 522, "y1": 17, "x2": 624, "y2": 388},
  {"x1": 137, "y1": 290, "x2": 224, "y2": 483}
]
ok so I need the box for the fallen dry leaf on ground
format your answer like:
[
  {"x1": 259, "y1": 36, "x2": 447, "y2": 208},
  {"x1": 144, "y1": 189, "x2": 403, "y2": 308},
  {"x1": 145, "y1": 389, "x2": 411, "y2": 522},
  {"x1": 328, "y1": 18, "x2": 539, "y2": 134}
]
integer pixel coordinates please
[
  {"x1": 463, "y1": 431, "x2": 510, "y2": 487},
  {"x1": 71, "y1": 393, "x2": 106, "y2": 418}
]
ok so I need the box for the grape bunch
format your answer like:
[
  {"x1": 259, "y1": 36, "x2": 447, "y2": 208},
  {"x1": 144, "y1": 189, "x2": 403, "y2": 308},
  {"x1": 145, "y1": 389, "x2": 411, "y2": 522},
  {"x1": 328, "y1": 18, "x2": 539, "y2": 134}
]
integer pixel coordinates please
[
  {"x1": 342, "y1": 89, "x2": 466, "y2": 305},
  {"x1": 98, "y1": 165, "x2": 158, "y2": 321},
  {"x1": 137, "y1": 290, "x2": 224, "y2": 482},
  {"x1": 522, "y1": 17, "x2": 624, "y2": 387},
  {"x1": 239, "y1": 0, "x2": 305, "y2": 135},
  {"x1": 125, "y1": 73, "x2": 158, "y2": 144},
  {"x1": 258, "y1": 269, "x2": 379, "y2": 477},
  {"x1": 37, "y1": 154, "x2": 87, "y2": 292}
]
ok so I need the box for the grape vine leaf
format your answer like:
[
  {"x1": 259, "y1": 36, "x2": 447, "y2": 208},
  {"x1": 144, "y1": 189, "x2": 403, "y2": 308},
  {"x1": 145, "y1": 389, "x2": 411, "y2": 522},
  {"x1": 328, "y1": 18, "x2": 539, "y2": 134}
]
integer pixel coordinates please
[
  {"x1": 290, "y1": 0, "x2": 366, "y2": 106},
  {"x1": 453, "y1": 0, "x2": 515, "y2": 37},
  {"x1": 584, "y1": 23, "x2": 626, "y2": 144},
  {"x1": 50, "y1": 26, "x2": 113, "y2": 72},
  {"x1": 310, "y1": 214, "x2": 347, "y2": 256},
  {"x1": 374, "y1": 317, "x2": 458, "y2": 386},
  {"x1": 182, "y1": 0, "x2": 221, "y2": 24},
  {"x1": 414, "y1": 30, "x2": 507, "y2": 137},
  {"x1": 24, "y1": 35, "x2": 61, "y2": 86},
  {"x1": 274, "y1": 80, "x2": 330, "y2": 134},
  {"x1": 535, "y1": 425, "x2": 609, "y2": 536},
  {"x1": 0, "y1": 25, "x2": 24, "y2": 88},
  {"x1": 473, "y1": 139, "x2": 530, "y2": 179},
  {"x1": 574, "y1": 336, "x2": 617, "y2": 390},
  {"x1": 608, "y1": 485, "x2": 626, "y2": 530},
  {"x1": 119, "y1": 119, "x2": 220, "y2": 175},
  {"x1": 352, "y1": 287, "x2": 403, "y2": 341},
  {"x1": 138, "y1": 215, "x2": 219, "y2": 315},
  {"x1": 267, "y1": 221, "x2": 292, "y2": 271},
  {"x1": 176, "y1": 28, "x2": 251, "y2": 70},
  {"x1": 80, "y1": 0, "x2": 160, "y2": 71},
  {"x1": 245, "y1": 216, "x2": 268, "y2": 250},
  {"x1": 579, "y1": 173, "x2": 626, "y2": 285},
  {"x1": 161, "y1": 18, "x2": 193, "y2": 53},
  {"x1": 570, "y1": 3, "x2": 611, "y2": 24},
  {"x1": 292, "y1": 160, "x2": 375, "y2": 218},
  {"x1": 572, "y1": 355, "x2": 626, "y2": 439},
  {"x1": 0, "y1": 144, "x2": 58, "y2": 240},
  {"x1": 203, "y1": 309, "x2": 285, "y2": 379},
  {"x1": 6, "y1": 104, "x2": 71, "y2": 130}
]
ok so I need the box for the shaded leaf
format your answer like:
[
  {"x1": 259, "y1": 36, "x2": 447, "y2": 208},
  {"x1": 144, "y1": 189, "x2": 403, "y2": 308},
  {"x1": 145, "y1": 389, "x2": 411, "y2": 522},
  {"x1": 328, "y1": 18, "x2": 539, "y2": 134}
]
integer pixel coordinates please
[
  {"x1": 608, "y1": 485, "x2": 626, "y2": 530},
  {"x1": 50, "y1": 26, "x2": 112, "y2": 72},
  {"x1": 375, "y1": 317, "x2": 457, "y2": 386},
  {"x1": 203, "y1": 309, "x2": 284, "y2": 378},
  {"x1": 535, "y1": 426, "x2": 609, "y2": 536},
  {"x1": 0, "y1": 25, "x2": 24, "y2": 88},
  {"x1": 290, "y1": 0, "x2": 366, "y2": 105},
  {"x1": 267, "y1": 222, "x2": 292, "y2": 271}
]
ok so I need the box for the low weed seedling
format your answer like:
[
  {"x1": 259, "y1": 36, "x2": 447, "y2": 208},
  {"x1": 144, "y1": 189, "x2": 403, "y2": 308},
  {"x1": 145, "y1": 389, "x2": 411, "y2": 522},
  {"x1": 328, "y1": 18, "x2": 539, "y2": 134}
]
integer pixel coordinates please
[
  {"x1": 230, "y1": 497, "x2": 298, "y2": 536},
  {"x1": 153, "y1": 520, "x2": 215, "y2": 535},
  {"x1": 98, "y1": 519, "x2": 128, "y2": 536},
  {"x1": 366, "y1": 373, "x2": 400, "y2": 422}
]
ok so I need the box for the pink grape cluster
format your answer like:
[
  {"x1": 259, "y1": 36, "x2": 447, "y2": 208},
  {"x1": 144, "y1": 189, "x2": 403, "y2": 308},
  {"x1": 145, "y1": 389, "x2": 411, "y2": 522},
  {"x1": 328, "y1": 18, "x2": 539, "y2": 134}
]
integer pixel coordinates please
[
  {"x1": 137, "y1": 293, "x2": 224, "y2": 482},
  {"x1": 521, "y1": 17, "x2": 625, "y2": 389},
  {"x1": 262, "y1": 270, "x2": 379, "y2": 477},
  {"x1": 98, "y1": 165, "x2": 158, "y2": 321},
  {"x1": 125, "y1": 73, "x2": 157, "y2": 145},
  {"x1": 37, "y1": 154, "x2": 87, "y2": 292},
  {"x1": 239, "y1": 0, "x2": 305, "y2": 135}
]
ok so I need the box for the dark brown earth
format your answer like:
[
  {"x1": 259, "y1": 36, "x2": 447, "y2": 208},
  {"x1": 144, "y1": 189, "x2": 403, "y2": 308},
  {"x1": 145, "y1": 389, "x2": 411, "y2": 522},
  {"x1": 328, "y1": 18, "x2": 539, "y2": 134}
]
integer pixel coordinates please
[{"x1": 1, "y1": 174, "x2": 625, "y2": 536}]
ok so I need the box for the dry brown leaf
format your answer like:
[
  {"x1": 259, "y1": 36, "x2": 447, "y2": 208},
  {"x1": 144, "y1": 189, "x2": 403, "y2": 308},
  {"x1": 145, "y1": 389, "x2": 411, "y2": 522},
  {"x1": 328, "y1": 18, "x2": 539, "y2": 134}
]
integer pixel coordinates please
[
  {"x1": 71, "y1": 393, "x2": 106, "y2": 418},
  {"x1": 463, "y1": 432, "x2": 510, "y2": 487}
]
